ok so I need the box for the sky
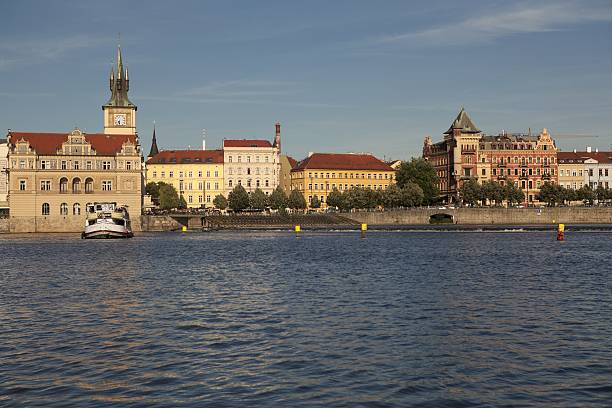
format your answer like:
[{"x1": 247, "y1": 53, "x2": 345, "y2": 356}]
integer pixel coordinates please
[{"x1": 1, "y1": 0, "x2": 611, "y2": 160}]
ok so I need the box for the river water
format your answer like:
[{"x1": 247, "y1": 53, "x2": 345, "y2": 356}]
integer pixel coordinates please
[{"x1": 1, "y1": 231, "x2": 611, "y2": 407}]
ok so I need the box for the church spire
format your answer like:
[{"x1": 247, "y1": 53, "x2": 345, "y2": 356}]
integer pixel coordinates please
[
  {"x1": 148, "y1": 122, "x2": 159, "y2": 158},
  {"x1": 104, "y1": 44, "x2": 135, "y2": 108}
]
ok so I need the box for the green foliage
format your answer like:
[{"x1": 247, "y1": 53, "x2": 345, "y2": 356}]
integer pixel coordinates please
[
  {"x1": 145, "y1": 182, "x2": 160, "y2": 199},
  {"x1": 269, "y1": 186, "x2": 288, "y2": 210},
  {"x1": 505, "y1": 183, "x2": 525, "y2": 205},
  {"x1": 178, "y1": 195, "x2": 187, "y2": 209},
  {"x1": 400, "y1": 182, "x2": 424, "y2": 207},
  {"x1": 249, "y1": 188, "x2": 269, "y2": 210},
  {"x1": 287, "y1": 190, "x2": 307, "y2": 210},
  {"x1": 213, "y1": 194, "x2": 228, "y2": 210},
  {"x1": 158, "y1": 183, "x2": 180, "y2": 210},
  {"x1": 382, "y1": 184, "x2": 403, "y2": 208},
  {"x1": 482, "y1": 181, "x2": 505, "y2": 205},
  {"x1": 396, "y1": 158, "x2": 440, "y2": 204},
  {"x1": 458, "y1": 178, "x2": 480, "y2": 206},
  {"x1": 310, "y1": 195, "x2": 321, "y2": 209},
  {"x1": 325, "y1": 188, "x2": 344, "y2": 209},
  {"x1": 228, "y1": 184, "x2": 250, "y2": 211}
]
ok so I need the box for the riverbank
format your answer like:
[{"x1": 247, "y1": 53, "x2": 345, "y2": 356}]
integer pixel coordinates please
[{"x1": 3, "y1": 207, "x2": 612, "y2": 233}]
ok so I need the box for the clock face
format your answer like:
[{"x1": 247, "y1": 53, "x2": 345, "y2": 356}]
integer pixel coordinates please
[{"x1": 114, "y1": 114, "x2": 126, "y2": 126}]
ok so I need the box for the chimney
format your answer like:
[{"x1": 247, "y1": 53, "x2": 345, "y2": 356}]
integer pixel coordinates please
[
  {"x1": 202, "y1": 129, "x2": 206, "y2": 151},
  {"x1": 596, "y1": 148, "x2": 599, "y2": 153},
  {"x1": 587, "y1": 146, "x2": 592, "y2": 153},
  {"x1": 573, "y1": 149, "x2": 577, "y2": 153},
  {"x1": 274, "y1": 122, "x2": 281, "y2": 153}
]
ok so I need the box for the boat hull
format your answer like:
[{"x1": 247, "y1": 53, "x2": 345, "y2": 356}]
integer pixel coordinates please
[{"x1": 82, "y1": 221, "x2": 133, "y2": 239}]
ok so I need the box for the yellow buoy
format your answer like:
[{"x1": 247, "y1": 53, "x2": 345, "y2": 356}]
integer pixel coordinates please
[
  {"x1": 361, "y1": 223, "x2": 367, "y2": 231},
  {"x1": 182, "y1": 226, "x2": 187, "y2": 232},
  {"x1": 295, "y1": 225, "x2": 301, "y2": 232}
]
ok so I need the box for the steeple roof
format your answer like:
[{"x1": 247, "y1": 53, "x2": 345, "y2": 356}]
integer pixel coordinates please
[
  {"x1": 444, "y1": 107, "x2": 480, "y2": 135},
  {"x1": 104, "y1": 45, "x2": 136, "y2": 109},
  {"x1": 148, "y1": 124, "x2": 159, "y2": 158}
]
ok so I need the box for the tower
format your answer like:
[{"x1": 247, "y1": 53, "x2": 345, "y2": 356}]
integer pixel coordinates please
[
  {"x1": 148, "y1": 122, "x2": 159, "y2": 159},
  {"x1": 103, "y1": 45, "x2": 137, "y2": 135}
]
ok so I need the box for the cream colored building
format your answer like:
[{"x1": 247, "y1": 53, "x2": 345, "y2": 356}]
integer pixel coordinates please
[
  {"x1": 290, "y1": 153, "x2": 395, "y2": 209},
  {"x1": 223, "y1": 123, "x2": 281, "y2": 196},
  {"x1": 0, "y1": 138, "x2": 8, "y2": 211},
  {"x1": 146, "y1": 149, "x2": 224, "y2": 208},
  {"x1": 558, "y1": 149, "x2": 612, "y2": 190},
  {"x1": 6, "y1": 46, "x2": 143, "y2": 232}
]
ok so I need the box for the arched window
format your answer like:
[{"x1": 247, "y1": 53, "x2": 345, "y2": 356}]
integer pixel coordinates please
[
  {"x1": 85, "y1": 178, "x2": 93, "y2": 193},
  {"x1": 73, "y1": 203, "x2": 81, "y2": 215},
  {"x1": 42, "y1": 203, "x2": 50, "y2": 215},
  {"x1": 72, "y1": 178, "x2": 81, "y2": 193},
  {"x1": 60, "y1": 203, "x2": 68, "y2": 215},
  {"x1": 59, "y1": 177, "x2": 68, "y2": 193}
]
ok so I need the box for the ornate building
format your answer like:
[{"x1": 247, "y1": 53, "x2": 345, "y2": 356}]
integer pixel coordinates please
[
  {"x1": 6, "y1": 46, "x2": 143, "y2": 232},
  {"x1": 0, "y1": 138, "x2": 8, "y2": 212},
  {"x1": 290, "y1": 153, "x2": 395, "y2": 209},
  {"x1": 423, "y1": 108, "x2": 558, "y2": 203}
]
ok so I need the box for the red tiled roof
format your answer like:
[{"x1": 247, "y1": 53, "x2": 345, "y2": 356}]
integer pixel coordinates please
[
  {"x1": 146, "y1": 149, "x2": 223, "y2": 164},
  {"x1": 286, "y1": 156, "x2": 298, "y2": 169},
  {"x1": 558, "y1": 151, "x2": 612, "y2": 164},
  {"x1": 223, "y1": 139, "x2": 272, "y2": 148},
  {"x1": 292, "y1": 153, "x2": 394, "y2": 172},
  {"x1": 9, "y1": 132, "x2": 137, "y2": 156}
]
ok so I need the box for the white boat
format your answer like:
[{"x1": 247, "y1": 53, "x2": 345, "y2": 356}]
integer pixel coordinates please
[{"x1": 82, "y1": 202, "x2": 134, "y2": 239}]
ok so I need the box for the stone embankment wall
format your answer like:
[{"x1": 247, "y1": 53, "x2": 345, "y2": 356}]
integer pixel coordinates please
[
  {"x1": 344, "y1": 207, "x2": 612, "y2": 225},
  {"x1": 5, "y1": 216, "x2": 143, "y2": 233},
  {"x1": 140, "y1": 215, "x2": 183, "y2": 232},
  {"x1": 0, "y1": 218, "x2": 8, "y2": 233}
]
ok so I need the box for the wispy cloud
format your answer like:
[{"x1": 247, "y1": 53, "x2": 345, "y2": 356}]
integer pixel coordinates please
[
  {"x1": 377, "y1": 1, "x2": 612, "y2": 46},
  {"x1": 178, "y1": 80, "x2": 297, "y2": 98},
  {"x1": 137, "y1": 93, "x2": 349, "y2": 109},
  {"x1": 0, "y1": 34, "x2": 109, "y2": 70}
]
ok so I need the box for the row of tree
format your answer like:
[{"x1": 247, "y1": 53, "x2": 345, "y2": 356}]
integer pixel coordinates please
[
  {"x1": 220, "y1": 185, "x2": 308, "y2": 212},
  {"x1": 536, "y1": 183, "x2": 612, "y2": 206},
  {"x1": 458, "y1": 179, "x2": 525, "y2": 206}
]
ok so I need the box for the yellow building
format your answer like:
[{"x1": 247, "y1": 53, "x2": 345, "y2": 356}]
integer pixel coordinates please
[
  {"x1": 558, "y1": 152, "x2": 586, "y2": 191},
  {"x1": 6, "y1": 46, "x2": 143, "y2": 233},
  {"x1": 146, "y1": 149, "x2": 224, "y2": 208},
  {"x1": 290, "y1": 153, "x2": 395, "y2": 208}
]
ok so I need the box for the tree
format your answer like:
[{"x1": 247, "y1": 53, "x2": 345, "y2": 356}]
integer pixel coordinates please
[
  {"x1": 400, "y1": 182, "x2": 424, "y2": 207},
  {"x1": 178, "y1": 195, "x2": 187, "y2": 209},
  {"x1": 310, "y1": 195, "x2": 321, "y2": 209},
  {"x1": 213, "y1": 194, "x2": 228, "y2": 210},
  {"x1": 459, "y1": 178, "x2": 481, "y2": 206},
  {"x1": 381, "y1": 184, "x2": 403, "y2": 209},
  {"x1": 228, "y1": 185, "x2": 250, "y2": 211},
  {"x1": 505, "y1": 183, "x2": 525, "y2": 206},
  {"x1": 326, "y1": 188, "x2": 343, "y2": 209},
  {"x1": 577, "y1": 185, "x2": 596, "y2": 205},
  {"x1": 396, "y1": 158, "x2": 440, "y2": 204},
  {"x1": 158, "y1": 183, "x2": 180, "y2": 210},
  {"x1": 145, "y1": 182, "x2": 160, "y2": 200},
  {"x1": 482, "y1": 181, "x2": 505, "y2": 206},
  {"x1": 287, "y1": 190, "x2": 307, "y2": 210},
  {"x1": 249, "y1": 188, "x2": 268, "y2": 210},
  {"x1": 269, "y1": 186, "x2": 288, "y2": 210}
]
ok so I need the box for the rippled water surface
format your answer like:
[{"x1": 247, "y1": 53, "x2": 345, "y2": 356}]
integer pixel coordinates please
[{"x1": 1, "y1": 231, "x2": 611, "y2": 407}]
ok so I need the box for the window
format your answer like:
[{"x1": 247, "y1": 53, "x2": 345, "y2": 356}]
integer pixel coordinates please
[
  {"x1": 214, "y1": 171, "x2": 218, "y2": 177},
  {"x1": 481, "y1": 169, "x2": 486, "y2": 176},
  {"x1": 19, "y1": 180, "x2": 27, "y2": 191},
  {"x1": 161, "y1": 171, "x2": 165, "y2": 178},
  {"x1": 86, "y1": 161, "x2": 92, "y2": 170},
  {"x1": 247, "y1": 156, "x2": 251, "y2": 163},
  {"x1": 198, "y1": 182, "x2": 203, "y2": 190},
  {"x1": 247, "y1": 179, "x2": 251, "y2": 187},
  {"x1": 60, "y1": 178, "x2": 68, "y2": 193},
  {"x1": 188, "y1": 171, "x2": 193, "y2": 178},
  {"x1": 19, "y1": 160, "x2": 26, "y2": 169},
  {"x1": 206, "y1": 195, "x2": 211, "y2": 203},
  {"x1": 215, "y1": 182, "x2": 219, "y2": 190},
  {"x1": 41, "y1": 160, "x2": 51, "y2": 169},
  {"x1": 206, "y1": 182, "x2": 211, "y2": 190},
  {"x1": 179, "y1": 172, "x2": 184, "y2": 178},
  {"x1": 228, "y1": 180, "x2": 233, "y2": 187},
  {"x1": 74, "y1": 161, "x2": 79, "y2": 170},
  {"x1": 238, "y1": 156, "x2": 242, "y2": 162},
  {"x1": 102, "y1": 161, "x2": 111, "y2": 170},
  {"x1": 73, "y1": 203, "x2": 81, "y2": 215},
  {"x1": 265, "y1": 180, "x2": 269, "y2": 187},
  {"x1": 102, "y1": 181, "x2": 112, "y2": 191},
  {"x1": 42, "y1": 203, "x2": 50, "y2": 215},
  {"x1": 188, "y1": 182, "x2": 193, "y2": 190},
  {"x1": 60, "y1": 203, "x2": 68, "y2": 216},
  {"x1": 40, "y1": 180, "x2": 51, "y2": 191},
  {"x1": 126, "y1": 161, "x2": 132, "y2": 170},
  {"x1": 198, "y1": 171, "x2": 202, "y2": 177},
  {"x1": 169, "y1": 171, "x2": 174, "y2": 178},
  {"x1": 229, "y1": 156, "x2": 233, "y2": 163},
  {"x1": 188, "y1": 195, "x2": 193, "y2": 203},
  {"x1": 198, "y1": 195, "x2": 203, "y2": 203},
  {"x1": 72, "y1": 178, "x2": 81, "y2": 193},
  {"x1": 61, "y1": 161, "x2": 67, "y2": 170}
]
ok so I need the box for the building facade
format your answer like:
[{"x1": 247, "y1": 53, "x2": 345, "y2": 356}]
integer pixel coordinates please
[
  {"x1": 223, "y1": 123, "x2": 281, "y2": 196},
  {"x1": 423, "y1": 108, "x2": 558, "y2": 203},
  {"x1": 558, "y1": 150, "x2": 612, "y2": 190},
  {"x1": 279, "y1": 155, "x2": 297, "y2": 193},
  {"x1": 290, "y1": 153, "x2": 395, "y2": 209},
  {"x1": 146, "y1": 149, "x2": 224, "y2": 208},
  {"x1": 0, "y1": 138, "x2": 8, "y2": 211},
  {"x1": 6, "y1": 46, "x2": 143, "y2": 232}
]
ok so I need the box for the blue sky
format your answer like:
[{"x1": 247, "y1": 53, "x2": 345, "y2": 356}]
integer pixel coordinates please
[{"x1": 1, "y1": 0, "x2": 611, "y2": 160}]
